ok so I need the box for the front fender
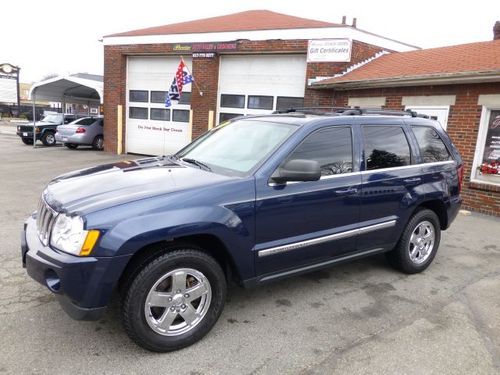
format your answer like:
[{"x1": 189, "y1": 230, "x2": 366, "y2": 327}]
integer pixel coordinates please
[{"x1": 96, "y1": 204, "x2": 255, "y2": 280}]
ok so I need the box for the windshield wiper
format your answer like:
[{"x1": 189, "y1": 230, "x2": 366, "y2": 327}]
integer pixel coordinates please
[{"x1": 181, "y1": 157, "x2": 212, "y2": 171}]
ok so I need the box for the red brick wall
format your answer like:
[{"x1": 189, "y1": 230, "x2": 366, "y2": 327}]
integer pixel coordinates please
[{"x1": 326, "y1": 83, "x2": 500, "y2": 216}]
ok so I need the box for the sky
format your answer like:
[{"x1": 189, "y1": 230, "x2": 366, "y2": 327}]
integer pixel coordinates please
[{"x1": 2, "y1": 0, "x2": 499, "y2": 83}]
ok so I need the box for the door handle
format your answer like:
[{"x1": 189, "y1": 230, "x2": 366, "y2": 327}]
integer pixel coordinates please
[
  {"x1": 336, "y1": 187, "x2": 358, "y2": 195},
  {"x1": 404, "y1": 177, "x2": 421, "y2": 184}
]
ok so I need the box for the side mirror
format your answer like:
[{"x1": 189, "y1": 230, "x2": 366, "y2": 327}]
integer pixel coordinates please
[{"x1": 271, "y1": 159, "x2": 321, "y2": 184}]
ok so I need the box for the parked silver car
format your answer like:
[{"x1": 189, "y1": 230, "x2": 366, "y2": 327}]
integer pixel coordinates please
[{"x1": 55, "y1": 117, "x2": 104, "y2": 150}]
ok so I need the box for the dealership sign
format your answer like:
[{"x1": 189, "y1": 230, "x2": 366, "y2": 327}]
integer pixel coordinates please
[
  {"x1": 307, "y1": 39, "x2": 352, "y2": 62},
  {"x1": 0, "y1": 63, "x2": 19, "y2": 105}
]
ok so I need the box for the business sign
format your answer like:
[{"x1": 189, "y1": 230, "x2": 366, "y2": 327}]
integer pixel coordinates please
[
  {"x1": 307, "y1": 39, "x2": 352, "y2": 63},
  {"x1": 0, "y1": 63, "x2": 19, "y2": 105}
]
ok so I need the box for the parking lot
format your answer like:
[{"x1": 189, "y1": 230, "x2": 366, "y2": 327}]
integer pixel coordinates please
[{"x1": 0, "y1": 129, "x2": 499, "y2": 374}]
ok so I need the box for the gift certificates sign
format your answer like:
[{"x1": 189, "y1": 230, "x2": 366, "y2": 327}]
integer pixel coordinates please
[{"x1": 307, "y1": 39, "x2": 352, "y2": 62}]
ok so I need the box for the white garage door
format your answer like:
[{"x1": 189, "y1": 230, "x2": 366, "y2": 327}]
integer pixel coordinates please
[
  {"x1": 217, "y1": 54, "x2": 307, "y2": 124},
  {"x1": 405, "y1": 105, "x2": 450, "y2": 130},
  {"x1": 126, "y1": 56, "x2": 192, "y2": 155}
]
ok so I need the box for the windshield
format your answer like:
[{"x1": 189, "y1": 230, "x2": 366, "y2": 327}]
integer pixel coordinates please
[
  {"x1": 41, "y1": 114, "x2": 62, "y2": 123},
  {"x1": 176, "y1": 119, "x2": 297, "y2": 176}
]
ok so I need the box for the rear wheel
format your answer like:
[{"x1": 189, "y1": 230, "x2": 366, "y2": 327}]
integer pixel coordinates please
[
  {"x1": 386, "y1": 209, "x2": 441, "y2": 274},
  {"x1": 64, "y1": 143, "x2": 78, "y2": 149},
  {"x1": 92, "y1": 135, "x2": 103, "y2": 150},
  {"x1": 122, "y1": 248, "x2": 226, "y2": 352},
  {"x1": 41, "y1": 132, "x2": 56, "y2": 146},
  {"x1": 21, "y1": 137, "x2": 33, "y2": 145}
]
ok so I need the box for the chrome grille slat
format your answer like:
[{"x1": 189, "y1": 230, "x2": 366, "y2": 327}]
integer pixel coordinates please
[{"x1": 36, "y1": 198, "x2": 57, "y2": 246}]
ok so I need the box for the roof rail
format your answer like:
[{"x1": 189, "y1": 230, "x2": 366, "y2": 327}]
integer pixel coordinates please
[{"x1": 273, "y1": 107, "x2": 430, "y2": 118}]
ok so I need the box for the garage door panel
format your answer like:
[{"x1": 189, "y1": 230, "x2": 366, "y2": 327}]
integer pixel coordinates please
[{"x1": 126, "y1": 56, "x2": 192, "y2": 155}]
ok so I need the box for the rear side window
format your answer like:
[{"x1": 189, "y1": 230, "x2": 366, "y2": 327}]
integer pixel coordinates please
[
  {"x1": 363, "y1": 126, "x2": 411, "y2": 170},
  {"x1": 411, "y1": 126, "x2": 452, "y2": 163},
  {"x1": 76, "y1": 118, "x2": 96, "y2": 126},
  {"x1": 287, "y1": 127, "x2": 353, "y2": 176}
]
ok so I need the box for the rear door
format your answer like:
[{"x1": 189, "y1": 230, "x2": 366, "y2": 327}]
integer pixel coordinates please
[
  {"x1": 255, "y1": 125, "x2": 362, "y2": 276},
  {"x1": 357, "y1": 121, "x2": 423, "y2": 251}
]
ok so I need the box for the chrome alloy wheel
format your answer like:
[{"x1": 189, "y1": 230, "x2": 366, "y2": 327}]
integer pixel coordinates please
[
  {"x1": 144, "y1": 268, "x2": 212, "y2": 336},
  {"x1": 408, "y1": 220, "x2": 435, "y2": 264}
]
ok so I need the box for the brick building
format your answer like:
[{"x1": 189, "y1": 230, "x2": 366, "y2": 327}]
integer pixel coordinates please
[
  {"x1": 102, "y1": 10, "x2": 416, "y2": 155},
  {"x1": 102, "y1": 11, "x2": 500, "y2": 215},
  {"x1": 310, "y1": 28, "x2": 500, "y2": 216}
]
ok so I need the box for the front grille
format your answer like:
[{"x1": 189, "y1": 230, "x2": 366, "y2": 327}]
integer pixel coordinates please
[{"x1": 36, "y1": 199, "x2": 57, "y2": 246}]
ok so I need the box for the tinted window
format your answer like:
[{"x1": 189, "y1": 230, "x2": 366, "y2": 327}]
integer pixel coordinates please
[
  {"x1": 129, "y1": 107, "x2": 148, "y2": 119},
  {"x1": 179, "y1": 92, "x2": 191, "y2": 105},
  {"x1": 173, "y1": 109, "x2": 189, "y2": 123},
  {"x1": 219, "y1": 113, "x2": 242, "y2": 123},
  {"x1": 129, "y1": 90, "x2": 148, "y2": 102},
  {"x1": 248, "y1": 95, "x2": 273, "y2": 110},
  {"x1": 76, "y1": 118, "x2": 96, "y2": 126},
  {"x1": 151, "y1": 108, "x2": 170, "y2": 121},
  {"x1": 151, "y1": 91, "x2": 167, "y2": 104},
  {"x1": 364, "y1": 126, "x2": 411, "y2": 170},
  {"x1": 221, "y1": 94, "x2": 245, "y2": 108},
  {"x1": 276, "y1": 97, "x2": 304, "y2": 111},
  {"x1": 412, "y1": 126, "x2": 452, "y2": 163},
  {"x1": 287, "y1": 127, "x2": 353, "y2": 176}
]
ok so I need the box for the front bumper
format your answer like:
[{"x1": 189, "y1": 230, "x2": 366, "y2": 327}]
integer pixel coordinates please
[
  {"x1": 17, "y1": 131, "x2": 40, "y2": 140},
  {"x1": 21, "y1": 215, "x2": 130, "y2": 320}
]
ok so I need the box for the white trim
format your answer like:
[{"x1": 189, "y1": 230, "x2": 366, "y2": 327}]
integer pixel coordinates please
[
  {"x1": 471, "y1": 106, "x2": 500, "y2": 186},
  {"x1": 258, "y1": 220, "x2": 396, "y2": 257},
  {"x1": 348, "y1": 96, "x2": 386, "y2": 107},
  {"x1": 103, "y1": 27, "x2": 418, "y2": 52},
  {"x1": 404, "y1": 105, "x2": 450, "y2": 130},
  {"x1": 478, "y1": 94, "x2": 500, "y2": 107},
  {"x1": 402, "y1": 95, "x2": 456, "y2": 106}
]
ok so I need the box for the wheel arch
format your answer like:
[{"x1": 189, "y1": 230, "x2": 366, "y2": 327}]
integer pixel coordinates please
[
  {"x1": 118, "y1": 233, "x2": 242, "y2": 295},
  {"x1": 413, "y1": 199, "x2": 448, "y2": 230}
]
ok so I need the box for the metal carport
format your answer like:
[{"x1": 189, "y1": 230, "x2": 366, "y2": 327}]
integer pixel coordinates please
[{"x1": 27, "y1": 74, "x2": 103, "y2": 147}]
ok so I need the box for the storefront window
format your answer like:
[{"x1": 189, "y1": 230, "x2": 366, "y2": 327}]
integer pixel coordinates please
[{"x1": 473, "y1": 109, "x2": 500, "y2": 184}]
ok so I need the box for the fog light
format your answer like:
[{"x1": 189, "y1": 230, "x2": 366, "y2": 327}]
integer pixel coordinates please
[{"x1": 45, "y1": 269, "x2": 61, "y2": 293}]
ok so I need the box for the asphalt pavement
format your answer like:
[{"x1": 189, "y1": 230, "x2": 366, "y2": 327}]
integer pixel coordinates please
[{"x1": 0, "y1": 130, "x2": 499, "y2": 374}]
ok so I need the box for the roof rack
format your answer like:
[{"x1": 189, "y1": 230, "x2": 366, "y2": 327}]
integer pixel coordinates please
[{"x1": 273, "y1": 107, "x2": 430, "y2": 119}]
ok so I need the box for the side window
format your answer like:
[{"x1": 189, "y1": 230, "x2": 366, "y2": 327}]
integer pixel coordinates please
[
  {"x1": 363, "y1": 126, "x2": 411, "y2": 170},
  {"x1": 287, "y1": 127, "x2": 353, "y2": 176},
  {"x1": 411, "y1": 126, "x2": 452, "y2": 163},
  {"x1": 77, "y1": 118, "x2": 96, "y2": 126}
]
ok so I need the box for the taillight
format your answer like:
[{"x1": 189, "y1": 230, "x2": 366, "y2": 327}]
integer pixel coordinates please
[
  {"x1": 457, "y1": 164, "x2": 464, "y2": 193},
  {"x1": 75, "y1": 127, "x2": 86, "y2": 133}
]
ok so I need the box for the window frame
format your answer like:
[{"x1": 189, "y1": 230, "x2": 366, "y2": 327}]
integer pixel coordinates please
[
  {"x1": 129, "y1": 90, "x2": 149, "y2": 103},
  {"x1": 362, "y1": 125, "x2": 413, "y2": 171},
  {"x1": 276, "y1": 125, "x2": 355, "y2": 181},
  {"x1": 410, "y1": 125, "x2": 453, "y2": 164},
  {"x1": 129, "y1": 106, "x2": 149, "y2": 120},
  {"x1": 471, "y1": 106, "x2": 500, "y2": 186}
]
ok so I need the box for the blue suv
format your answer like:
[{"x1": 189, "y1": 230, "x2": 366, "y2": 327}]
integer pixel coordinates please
[{"x1": 21, "y1": 109, "x2": 463, "y2": 351}]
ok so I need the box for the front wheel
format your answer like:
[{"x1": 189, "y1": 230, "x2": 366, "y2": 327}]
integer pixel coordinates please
[
  {"x1": 386, "y1": 209, "x2": 441, "y2": 274},
  {"x1": 122, "y1": 248, "x2": 226, "y2": 352},
  {"x1": 41, "y1": 132, "x2": 56, "y2": 146}
]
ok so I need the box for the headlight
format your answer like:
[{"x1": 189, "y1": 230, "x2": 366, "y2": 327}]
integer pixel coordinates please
[{"x1": 50, "y1": 214, "x2": 100, "y2": 256}]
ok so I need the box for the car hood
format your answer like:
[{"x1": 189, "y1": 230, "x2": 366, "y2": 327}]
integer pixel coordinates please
[{"x1": 43, "y1": 157, "x2": 231, "y2": 214}]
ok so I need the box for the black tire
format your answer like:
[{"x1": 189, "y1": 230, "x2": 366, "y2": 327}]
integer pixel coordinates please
[
  {"x1": 21, "y1": 137, "x2": 33, "y2": 145},
  {"x1": 41, "y1": 132, "x2": 56, "y2": 146},
  {"x1": 122, "y1": 248, "x2": 226, "y2": 352},
  {"x1": 386, "y1": 209, "x2": 441, "y2": 274},
  {"x1": 64, "y1": 143, "x2": 78, "y2": 149},
  {"x1": 92, "y1": 135, "x2": 103, "y2": 150}
]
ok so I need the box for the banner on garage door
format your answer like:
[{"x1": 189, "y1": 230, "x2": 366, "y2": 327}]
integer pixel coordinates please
[{"x1": 307, "y1": 39, "x2": 352, "y2": 62}]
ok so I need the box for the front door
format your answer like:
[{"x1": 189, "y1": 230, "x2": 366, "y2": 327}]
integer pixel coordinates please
[{"x1": 254, "y1": 126, "x2": 361, "y2": 276}]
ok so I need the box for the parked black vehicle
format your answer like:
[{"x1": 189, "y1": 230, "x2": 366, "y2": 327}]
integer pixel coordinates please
[
  {"x1": 16, "y1": 113, "x2": 77, "y2": 146},
  {"x1": 22, "y1": 108, "x2": 463, "y2": 352}
]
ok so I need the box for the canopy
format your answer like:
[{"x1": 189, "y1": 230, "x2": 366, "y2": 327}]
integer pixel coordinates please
[{"x1": 29, "y1": 74, "x2": 103, "y2": 105}]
